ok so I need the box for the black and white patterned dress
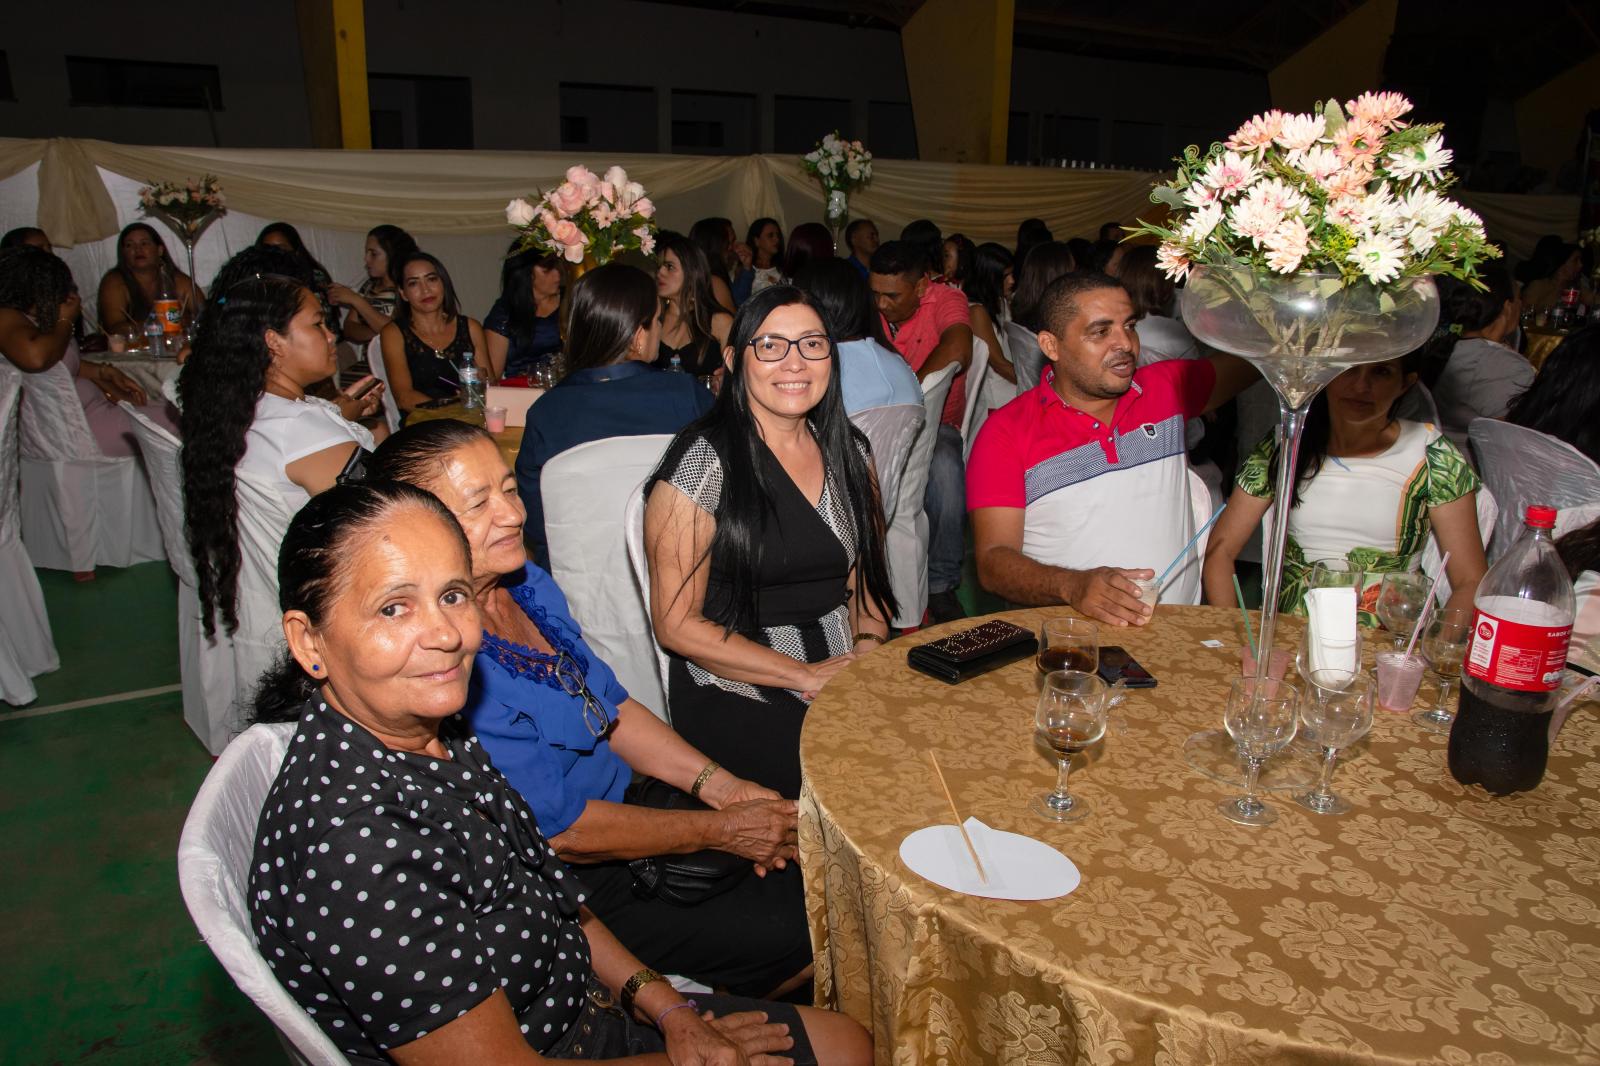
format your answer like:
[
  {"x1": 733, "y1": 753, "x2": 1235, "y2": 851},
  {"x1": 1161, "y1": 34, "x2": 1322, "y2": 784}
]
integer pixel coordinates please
[
  {"x1": 646, "y1": 428, "x2": 859, "y2": 799},
  {"x1": 248, "y1": 702, "x2": 591, "y2": 1063}
]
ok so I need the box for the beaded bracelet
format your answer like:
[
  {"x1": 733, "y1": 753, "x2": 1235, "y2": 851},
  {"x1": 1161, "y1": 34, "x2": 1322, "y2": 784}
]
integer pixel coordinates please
[{"x1": 655, "y1": 999, "x2": 698, "y2": 1029}]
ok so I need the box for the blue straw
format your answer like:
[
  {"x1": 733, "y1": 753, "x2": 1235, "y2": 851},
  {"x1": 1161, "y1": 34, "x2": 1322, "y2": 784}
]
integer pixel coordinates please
[{"x1": 1155, "y1": 501, "x2": 1227, "y2": 588}]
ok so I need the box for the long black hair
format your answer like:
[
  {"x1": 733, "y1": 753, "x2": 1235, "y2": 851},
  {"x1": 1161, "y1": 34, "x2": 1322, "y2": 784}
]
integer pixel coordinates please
[
  {"x1": 1015, "y1": 217, "x2": 1053, "y2": 269},
  {"x1": 1558, "y1": 515, "x2": 1600, "y2": 580},
  {"x1": 566, "y1": 262, "x2": 657, "y2": 371},
  {"x1": 251, "y1": 481, "x2": 470, "y2": 723},
  {"x1": 964, "y1": 242, "x2": 1013, "y2": 323},
  {"x1": 1420, "y1": 263, "x2": 1514, "y2": 387},
  {"x1": 0, "y1": 245, "x2": 73, "y2": 330},
  {"x1": 796, "y1": 257, "x2": 890, "y2": 347},
  {"x1": 366, "y1": 224, "x2": 417, "y2": 287},
  {"x1": 746, "y1": 217, "x2": 784, "y2": 270},
  {"x1": 497, "y1": 243, "x2": 563, "y2": 353},
  {"x1": 1267, "y1": 350, "x2": 1425, "y2": 508},
  {"x1": 180, "y1": 269, "x2": 309, "y2": 636},
  {"x1": 944, "y1": 233, "x2": 975, "y2": 285},
  {"x1": 256, "y1": 222, "x2": 331, "y2": 284},
  {"x1": 657, "y1": 284, "x2": 896, "y2": 633},
  {"x1": 657, "y1": 231, "x2": 720, "y2": 348},
  {"x1": 391, "y1": 250, "x2": 461, "y2": 329},
  {"x1": 689, "y1": 217, "x2": 735, "y2": 275},
  {"x1": 0, "y1": 227, "x2": 47, "y2": 251},
  {"x1": 1504, "y1": 325, "x2": 1600, "y2": 466},
  {"x1": 113, "y1": 222, "x2": 174, "y2": 324},
  {"x1": 1012, "y1": 241, "x2": 1077, "y2": 332}
]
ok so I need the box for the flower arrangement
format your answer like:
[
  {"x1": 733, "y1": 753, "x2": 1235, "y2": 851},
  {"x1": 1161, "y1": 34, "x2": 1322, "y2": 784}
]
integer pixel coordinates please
[
  {"x1": 139, "y1": 175, "x2": 226, "y2": 235},
  {"x1": 506, "y1": 165, "x2": 657, "y2": 266},
  {"x1": 1127, "y1": 93, "x2": 1497, "y2": 289},
  {"x1": 802, "y1": 132, "x2": 872, "y2": 225}
]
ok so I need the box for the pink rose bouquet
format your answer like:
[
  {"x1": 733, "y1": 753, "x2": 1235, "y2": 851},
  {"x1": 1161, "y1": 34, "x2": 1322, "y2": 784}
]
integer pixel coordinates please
[
  {"x1": 138, "y1": 175, "x2": 227, "y2": 237},
  {"x1": 506, "y1": 164, "x2": 657, "y2": 265}
]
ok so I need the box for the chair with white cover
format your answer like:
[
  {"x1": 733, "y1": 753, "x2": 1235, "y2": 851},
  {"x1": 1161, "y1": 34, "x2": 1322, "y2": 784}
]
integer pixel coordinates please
[
  {"x1": 1394, "y1": 380, "x2": 1441, "y2": 427},
  {"x1": 1156, "y1": 467, "x2": 1217, "y2": 605},
  {"x1": 16, "y1": 361, "x2": 164, "y2": 571},
  {"x1": 1419, "y1": 486, "x2": 1498, "y2": 606},
  {"x1": 178, "y1": 722, "x2": 351, "y2": 1066},
  {"x1": 848, "y1": 402, "x2": 924, "y2": 527},
  {"x1": 888, "y1": 363, "x2": 958, "y2": 628},
  {"x1": 1468, "y1": 418, "x2": 1600, "y2": 562},
  {"x1": 365, "y1": 338, "x2": 401, "y2": 433},
  {"x1": 544, "y1": 435, "x2": 674, "y2": 719},
  {"x1": 120, "y1": 403, "x2": 241, "y2": 753},
  {"x1": 0, "y1": 365, "x2": 58, "y2": 704},
  {"x1": 957, "y1": 336, "x2": 990, "y2": 451},
  {"x1": 623, "y1": 480, "x2": 673, "y2": 713}
]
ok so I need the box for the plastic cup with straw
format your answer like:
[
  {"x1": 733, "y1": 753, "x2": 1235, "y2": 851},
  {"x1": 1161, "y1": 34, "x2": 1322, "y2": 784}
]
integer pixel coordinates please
[{"x1": 1374, "y1": 554, "x2": 1449, "y2": 711}]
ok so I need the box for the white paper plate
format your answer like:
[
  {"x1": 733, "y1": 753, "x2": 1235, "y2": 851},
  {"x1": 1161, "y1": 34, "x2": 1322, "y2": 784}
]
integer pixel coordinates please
[{"x1": 899, "y1": 817, "x2": 1082, "y2": 900}]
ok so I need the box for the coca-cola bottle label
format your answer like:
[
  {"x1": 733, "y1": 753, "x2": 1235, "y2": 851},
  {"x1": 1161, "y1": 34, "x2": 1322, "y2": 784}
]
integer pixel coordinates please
[{"x1": 1465, "y1": 610, "x2": 1571, "y2": 691}]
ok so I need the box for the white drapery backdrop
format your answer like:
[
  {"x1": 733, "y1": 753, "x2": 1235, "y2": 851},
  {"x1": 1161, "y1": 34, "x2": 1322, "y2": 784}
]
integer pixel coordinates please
[{"x1": 0, "y1": 137, "x2": 1580, "y2": 324}]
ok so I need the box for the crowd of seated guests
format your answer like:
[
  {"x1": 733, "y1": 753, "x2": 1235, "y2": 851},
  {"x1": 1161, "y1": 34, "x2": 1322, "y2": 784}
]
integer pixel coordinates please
[{"x1": 18, "y1": 198, "x2": 1598, "y2": 1062}]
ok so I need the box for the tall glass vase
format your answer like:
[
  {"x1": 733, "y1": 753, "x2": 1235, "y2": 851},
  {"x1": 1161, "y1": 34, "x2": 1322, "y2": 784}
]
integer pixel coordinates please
[
  {"x1": 146, "y1": 207, "x2": 222, "y2": 313},
  {"x1": 824, "y1": 190, "x2": 849, "y2": 253},
  {"x1": 1179, "y1": 265, "x2": 1438, "y2": 686}
]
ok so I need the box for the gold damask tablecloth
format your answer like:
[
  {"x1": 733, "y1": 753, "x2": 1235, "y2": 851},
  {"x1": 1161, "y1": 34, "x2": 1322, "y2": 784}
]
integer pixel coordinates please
[{"x1": 798, "y1": 606, "x2": 1600, "y2": 1065}]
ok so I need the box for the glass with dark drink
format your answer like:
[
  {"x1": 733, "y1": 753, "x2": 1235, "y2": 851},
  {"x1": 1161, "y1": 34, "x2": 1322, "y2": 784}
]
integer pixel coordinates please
[
  {"x1": 1038, "y1": 618, "x2": 1099, "y2": 681},
  {"x1": 1032, "y1": 669, "x2": 1110, "y2": 822}
]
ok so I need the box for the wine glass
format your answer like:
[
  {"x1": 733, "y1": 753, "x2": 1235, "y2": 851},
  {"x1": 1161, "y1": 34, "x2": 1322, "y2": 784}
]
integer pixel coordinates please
[
  {"x1": 1218, "y1": 676, "x2": 1299, "y2": 826},
  {"x1": 1414, "y1": 608, "x2": 1472, "y2": 733},
  {"x1": 1375, "y1": 573, "x2": 1430, "y2": 651},
  {"x1": 1037, "y1": 618, "x2": 1099, "y2": 679},
  {"x1": 1308, "y1": 558, "x2": 1365, "y2": 593},
  {"x1": 1295, "y1": 670, "x2": 1375, "y2": 815},
  {"x1": 1032, "y1": 669, "x2": 1110, "y2": 822}
]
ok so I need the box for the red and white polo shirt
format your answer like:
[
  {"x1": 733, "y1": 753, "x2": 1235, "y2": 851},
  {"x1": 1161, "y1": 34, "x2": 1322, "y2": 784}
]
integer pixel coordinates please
[{"x1": 966, "y1": 359, "x2": 1215, "y2": 604}]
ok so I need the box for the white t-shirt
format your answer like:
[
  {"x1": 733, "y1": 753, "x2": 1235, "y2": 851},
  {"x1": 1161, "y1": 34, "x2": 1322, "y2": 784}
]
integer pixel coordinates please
[{"x1": 239, "y1": 393, "x2": 374, "y2": 511}]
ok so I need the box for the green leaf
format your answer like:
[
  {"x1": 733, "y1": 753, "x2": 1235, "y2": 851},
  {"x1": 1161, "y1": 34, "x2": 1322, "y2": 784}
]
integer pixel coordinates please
[
  {"x1": 1378, "y1": 291, "x2": 1396, "y2": 313},
  {"x1": 1150, "y1": 185, "x2": 1186, "y2": 209},
  {"x1": 1322, "y1": 98, "x2": 1346, "y2": 136}
]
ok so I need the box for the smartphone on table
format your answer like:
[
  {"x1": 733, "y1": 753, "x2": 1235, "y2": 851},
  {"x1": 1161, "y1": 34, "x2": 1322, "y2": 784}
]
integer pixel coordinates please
[{"x1": 1097, "y1": 646, "x2": 1157, "y2": 688}]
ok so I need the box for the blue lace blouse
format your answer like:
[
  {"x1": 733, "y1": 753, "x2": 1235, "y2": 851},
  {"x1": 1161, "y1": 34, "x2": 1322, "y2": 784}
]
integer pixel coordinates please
[{"x1": 466, "y1": 564, "x2": 631, "y2": 836}]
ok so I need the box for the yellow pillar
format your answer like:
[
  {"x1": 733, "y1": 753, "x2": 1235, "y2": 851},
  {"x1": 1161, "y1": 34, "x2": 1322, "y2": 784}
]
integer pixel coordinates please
[
  {"x1": 901, "y1": 0, "x2": 1014, "y2": 164},
  {"x1": 1267, "y1": 0, "x2": 1398, "y2": 114},
  {"x1": 296, "y1": 0, "x2": 372, "y2": 150},
  {"x1": 1515, "y1": 53, "x2": 1600, "y2": 174}
]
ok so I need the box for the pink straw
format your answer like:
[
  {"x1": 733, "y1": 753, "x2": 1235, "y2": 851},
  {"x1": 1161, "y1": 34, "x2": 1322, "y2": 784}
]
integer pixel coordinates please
[{"x1": 1402, "y1": 551, "x2": 1451, "y2": 659}]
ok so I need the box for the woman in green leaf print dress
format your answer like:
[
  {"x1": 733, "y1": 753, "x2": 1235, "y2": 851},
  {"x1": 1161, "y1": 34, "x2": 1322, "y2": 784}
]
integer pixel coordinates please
[{"x1": 1201, "y1": 353, "x2": 1489, "y2": 623}]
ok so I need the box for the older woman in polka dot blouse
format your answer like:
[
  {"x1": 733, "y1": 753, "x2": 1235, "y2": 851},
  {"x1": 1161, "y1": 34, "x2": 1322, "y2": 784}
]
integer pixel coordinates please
[{"x1": 245, "y1": 481, "x2": 868, "y2": 1064}]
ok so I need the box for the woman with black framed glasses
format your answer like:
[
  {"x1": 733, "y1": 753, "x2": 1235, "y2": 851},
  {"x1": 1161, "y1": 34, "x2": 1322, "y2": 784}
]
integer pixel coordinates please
[
  {"x1": 644, "y1": 285, "x2": 896, "y2": 803},
  {"x1": 367, "y1": 419, "x2": 814, "y2": 999}
]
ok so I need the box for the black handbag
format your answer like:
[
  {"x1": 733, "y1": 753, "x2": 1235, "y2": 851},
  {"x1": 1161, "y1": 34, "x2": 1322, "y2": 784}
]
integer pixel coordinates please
[
  {"x1": 624, "y1": 776, "x2": 751, "y2": 907},
  {"x1": 906, "y1": 619, "x2": 1039, "y2": 684}
]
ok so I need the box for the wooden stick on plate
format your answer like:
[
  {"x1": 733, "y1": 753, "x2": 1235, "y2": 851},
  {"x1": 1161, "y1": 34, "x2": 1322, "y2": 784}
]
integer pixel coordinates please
[{"x1": 927, "y1": 750, "x2": 987, "y2": 883}]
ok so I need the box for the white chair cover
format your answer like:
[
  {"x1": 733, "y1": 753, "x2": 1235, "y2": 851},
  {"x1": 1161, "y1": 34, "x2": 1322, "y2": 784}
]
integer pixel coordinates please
[
  {"x1": 957, "y1": 336, "x2": 989, "y2": 449},
  {"x1": 121, "y1": 403, "x2": 243, "y2": 754},
  {"x1": 623, "y1": 482, "x2": 673, "y2": 713},
  {"x1": 849, "y1": 403, "x2": 924, "y2": 528},
  {"x1": 1468, "y1": 418, "x2": 1600, "y2": 562},
  {"x1": 1394, "y1": 380, "x2": 1440, "y2": 427},
  {"x1": 1004, "y1": 321, "x2": 1045, "y2": 398},
  {"x1": 543, "y1": 435, "x2": 675, "y2": 719},
  {"x1": 1420, "y1": 486, "x2": 1498, "y2": 606},
  {"x1": 365, "y1": 337, "x2": 401, "y2": 433},
  {"x1": 16, "y1": 361, "x2": 164, "y2": 571},
  {"x1": 177, "y1": 722, "x2": 351, "y2": 1066},
  {"x1": 0, "y1": 365, "x2": 58, "y2": 704},
  {"x1": 888, "y1": 364, "x2": 958, "y2": 628},
  {"x1": 1157, "y1": 467, "x2": 1214, "y2": 605}
]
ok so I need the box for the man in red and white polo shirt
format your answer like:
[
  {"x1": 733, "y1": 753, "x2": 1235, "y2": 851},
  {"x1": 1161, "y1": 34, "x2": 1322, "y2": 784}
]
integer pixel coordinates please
[{"x1": 967, "y1": 272, "x2": 1257, "y2": 626}]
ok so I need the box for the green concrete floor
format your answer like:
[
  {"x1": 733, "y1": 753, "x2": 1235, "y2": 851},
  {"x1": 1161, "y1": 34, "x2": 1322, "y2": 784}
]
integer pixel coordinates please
[{"x1": 1, "y1": 563, "x2": 279, "y2": 1065}]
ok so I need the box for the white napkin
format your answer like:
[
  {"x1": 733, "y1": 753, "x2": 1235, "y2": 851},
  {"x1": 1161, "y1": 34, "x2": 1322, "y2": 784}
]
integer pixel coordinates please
[
  {"x1": 1306, "y1": 586, "x2": 1358, "y2": 675},
  {"x1": 899, "y1": 817, "x2": 1082, "y2": 900}
]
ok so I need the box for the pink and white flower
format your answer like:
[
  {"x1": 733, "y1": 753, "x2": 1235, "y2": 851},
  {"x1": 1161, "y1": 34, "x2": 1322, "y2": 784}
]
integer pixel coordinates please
[
  {"x1": 635, "y1": 226, "x2": 656, "y2": 256},
  {"x1": 1249, "y1": 177, "x2": 1312, "y2": 218},
  {"x1": 505, "y1": 198, "x2": 537, "y2": 227},
  {"x1": 1263, "y1": 217, "x2": 1310, "y2": 273},
  {"x1": 632, "y1": 196, "x2": 655, "y2": 220},
  {"x1": 1180, "y1": 202, "x2": 1225, "y2": 243},
  {"x1": 1200, "y1": 151, "x2": 1260, "y2": 199},
  {"x1": 1229, "y1": 196, "x2": 1284, "y2": 246},
  {"x1": 1332, "y1": 119, "x2": 1383, "y2": 164},
  {"x1": 1226, "y1": 109, "x2": 1286, "y2": 151},
  {"x1": 1346, "y1": 91, "x2": 1413, "y2": 131},
  {"x1": 1156, "y1": 243, "x2": 1192, "y2": 282},
  {"x1": 1323, "y1": 163, "x2": 1373, "y2": 200},
  {"x1": 1384, "y1": 134, "x2": 1452, "y2": 184},
  {"x1": 549, "y1": 181, "x2": 589, "y2": 217},
  {"x1": 602, "y1": 165, "x2": 629, "y2": 191},
  {"x1": 1273, "y1": 113, "x2": 1326, "y2": 152},
  {"x1": 548, "y1": 219, "x2": 589, "y2": 263},
  {"x1": 1291, "y1": 146, "x2": 1344, "y2": 186},
  {"x1": 1181, "y1": 181, "x2": 1221, "y2": 209},
  {"x1": 1348, "y1": 233, "x2": 1406, "y2": 283}
]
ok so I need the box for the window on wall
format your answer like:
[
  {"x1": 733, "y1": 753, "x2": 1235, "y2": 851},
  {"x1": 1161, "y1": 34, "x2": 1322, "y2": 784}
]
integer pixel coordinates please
[
  {"x1": 775, "y1": 95, "x2": 852, "y2": 154},
  {"x1": 1040, "y1": 114, "x2": 1098, "y2": 163},
  {"x1": 868, "y1": 101, "x2": 917, "y2": 160},
  {"x1": 368, "y1": 73, "x2": 473, "y2": 150},
  {"x1": 0, "y1": 52, "x2": 13, "y2": 102},
  {"x1": 560, "y1": 83, "x2": 657, "y2": 153},
  {"x1": 66, "y1": 56, "x2": 222, "y2": 109},
  {"x1": 672, "y1": 90, "x2": 756, "y2": 155}
]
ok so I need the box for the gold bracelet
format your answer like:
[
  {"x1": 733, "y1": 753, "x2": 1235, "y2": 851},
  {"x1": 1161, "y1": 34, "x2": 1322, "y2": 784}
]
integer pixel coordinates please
[
  {"x1": 620, "y1": 966, "x2": 666, "y2": 1016},
  {"x1": 690, "y1": 760, "x2": 720, "y2": 799},
  {"x1": 853, "y1": 631, "x2": 887, "y2": 646}
]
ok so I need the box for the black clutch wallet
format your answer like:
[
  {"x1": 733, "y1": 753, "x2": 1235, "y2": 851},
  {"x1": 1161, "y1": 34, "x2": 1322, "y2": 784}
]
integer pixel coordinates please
[{"x1": 906, "y1": 619, "x2": 1038, "y2": 684}]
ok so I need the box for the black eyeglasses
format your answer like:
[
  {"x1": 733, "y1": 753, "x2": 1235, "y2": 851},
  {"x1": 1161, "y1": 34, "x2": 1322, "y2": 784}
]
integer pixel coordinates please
[
  {"x1": 747, "y1": 333, "x2": 832, "y2": 362},
  {"x1": 500, "y1": 644, "x2": 616, "y2": 740}
]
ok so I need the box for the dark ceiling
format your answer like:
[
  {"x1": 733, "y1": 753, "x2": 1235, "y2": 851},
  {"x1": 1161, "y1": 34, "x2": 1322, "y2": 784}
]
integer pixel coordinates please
[{"x1": 638, "y1": 0, "x2": 1600, "y2": 93}]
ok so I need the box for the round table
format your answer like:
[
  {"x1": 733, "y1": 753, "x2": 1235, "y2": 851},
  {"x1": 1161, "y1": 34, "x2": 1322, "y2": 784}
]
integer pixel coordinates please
[
  {"x1": 798, "y1": 605, "x2": 1600, "y2": 1065},
  {"x1": 99, "y1": 351, "x2": 180, "y2": 399},
  {"x1": 1523, "y1": 327, "x2": 1570, "y2": 372}
]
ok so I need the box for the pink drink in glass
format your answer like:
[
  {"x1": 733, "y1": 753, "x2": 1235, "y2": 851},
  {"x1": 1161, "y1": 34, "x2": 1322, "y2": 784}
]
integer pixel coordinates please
[{"x1": 1375, "y1": 651, "x2": 1426, "y2": 712}]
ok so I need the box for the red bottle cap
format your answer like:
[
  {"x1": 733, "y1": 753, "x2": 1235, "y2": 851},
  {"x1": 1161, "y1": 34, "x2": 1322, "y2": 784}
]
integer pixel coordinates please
[{"x1": 1526, "y1": 505, "x2": 1557, "y2": 529}]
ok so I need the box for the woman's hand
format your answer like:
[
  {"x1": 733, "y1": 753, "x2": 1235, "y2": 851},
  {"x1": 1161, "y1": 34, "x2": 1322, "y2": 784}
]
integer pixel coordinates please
[
  {"x1": 325, "y1": 282, "x2": 360, "y2": 307},
  {"x1": 796, "y1": 653, "x2": 855, "y2": 700},
  {"x1": 714, "y1": 799, "x2": 798, "y2": 872},
  {"x1": 732, "y1": 242, "x2": 753, "y2": 270},
  {"x1": 84, "y1": 362, "x2": 147, "y2": 405},
  {"x1": 336, "y1": 375, "x2": 384, "y2": 422},
  {"x1": 662, "y1": 1004, "x2": 794, "y2": 1066}
]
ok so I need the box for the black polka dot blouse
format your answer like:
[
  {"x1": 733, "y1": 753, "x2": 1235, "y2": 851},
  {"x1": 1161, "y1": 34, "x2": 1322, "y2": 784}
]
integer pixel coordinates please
[{"x1": 248, "y1": 702, "x2": 592, "y2": 1063}]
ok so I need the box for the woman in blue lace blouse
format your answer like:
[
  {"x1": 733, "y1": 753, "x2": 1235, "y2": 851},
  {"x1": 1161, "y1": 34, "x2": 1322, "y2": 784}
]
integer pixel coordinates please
[{"x1": 367, "y1": 419, "x2": 814, "y2": 999}]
